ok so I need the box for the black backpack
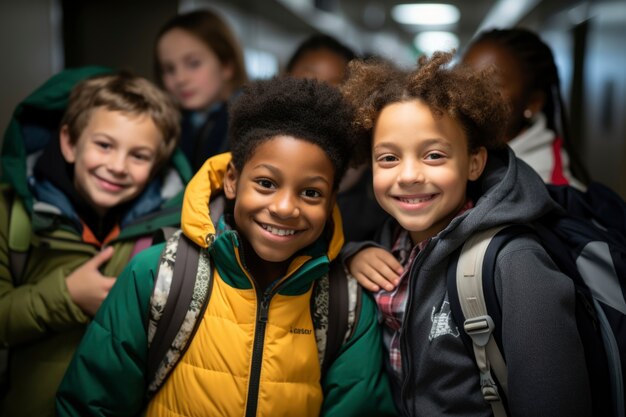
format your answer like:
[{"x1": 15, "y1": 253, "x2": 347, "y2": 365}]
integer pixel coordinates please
[
  {"x1": 447, "y1": 182, "x2": 626, "y2": 417},
  {"x1": 145, "y1": 229, "x2": 362, "y2": 398}
]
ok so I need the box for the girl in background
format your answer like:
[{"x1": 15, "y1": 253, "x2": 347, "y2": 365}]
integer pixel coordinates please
[
  {"x1": 462, "y1": 28, "x2": 590, "y2": 189},
  {"x1": 154, "y1": 9, "x2": 248, "y2": 171}
]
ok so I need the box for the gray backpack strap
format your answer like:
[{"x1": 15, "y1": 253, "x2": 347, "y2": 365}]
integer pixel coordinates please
[
  {"x1": 151, "y1": 226, "x2": 180, "y2": 246},
  {"x1": 456, "y1": 226, "x2": 509, "y2": 417},
  {"x1": 313, "y1": 261, "x2": 361, "y2": 377},
  {"x1": 146, "y1": 230, "x2": 213, "y2": 398}
]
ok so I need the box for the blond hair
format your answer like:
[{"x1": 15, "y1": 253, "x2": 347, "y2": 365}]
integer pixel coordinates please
[{"x1": 61, "y1": 72, "x2": 181, "y2": 169}]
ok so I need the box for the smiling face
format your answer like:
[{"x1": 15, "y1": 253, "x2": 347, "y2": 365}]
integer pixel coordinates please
[
  {"x1": 60, "y1": 107, "x2": 162, "y2": 217},
  {"x1": 372, "y1": 100, "x2": 486, "y2": 244},
  {"x1": 224, "y1": 135, "x2": 336, "y2": 274},
  {"x1": 157, "y1": 28, "x2": 233, "y2": 111}
]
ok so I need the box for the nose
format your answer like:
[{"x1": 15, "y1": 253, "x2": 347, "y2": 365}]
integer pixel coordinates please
[
  {"x1": 269, "y1": 190, "x2": 300, "y2": 219},
  {"x1": 397, "y1": 159, "x2": 425, "y2": 186},
  {"x1": 106, "y1": 153, "x2": 128, "y2": 176},
  {"x1": 172, "y1": 67, "x2": 188, "y2": 86}
]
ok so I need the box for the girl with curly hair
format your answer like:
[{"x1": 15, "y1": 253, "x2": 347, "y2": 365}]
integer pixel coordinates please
[{"x1": 342, "y1": 51, "x2": 591, "y2": 417}]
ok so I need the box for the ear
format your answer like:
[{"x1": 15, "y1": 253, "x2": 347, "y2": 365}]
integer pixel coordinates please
[
  {"x1": 468, "y1": 146, "x2": 488, "y2": 181},
  {"x1": 223, "y1": 161, "x2": 239, "y2": 199},
  {"x1": 526, "y1": 90, "x2": 546, "y2": 116},
  {"x1": 221, "y1": 61, "x2": 235, "y2": 82},
  {"x1": 59, "y1": 125, "x2": 77, "y2": 164}
]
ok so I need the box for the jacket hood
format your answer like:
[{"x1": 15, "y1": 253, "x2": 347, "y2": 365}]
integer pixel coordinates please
[
  {"x1": 0, "y1": 66, "x2": 192, "y2": 231},
  {"x1": 1, "y1": 66, "x2": 114, "y2": 209},
  {"x1": 379, "y1": 147, "x2": 560, "y2": 267},
  {"x1": 181, "y1": 152, "x2": 344, "y2": 262}
]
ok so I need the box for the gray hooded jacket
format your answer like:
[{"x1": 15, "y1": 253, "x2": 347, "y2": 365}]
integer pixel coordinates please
[{"x1": 349, "y1": 147, "x2": 592, "y2": 417}]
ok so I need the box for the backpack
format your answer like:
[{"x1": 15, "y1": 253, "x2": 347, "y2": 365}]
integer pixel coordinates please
[
  {"x1": 145, "y1": 229, "x2": 362, "y2": 398},
  {"x1": 447, "y1": 182, "x2": 626, "y2": 417}
]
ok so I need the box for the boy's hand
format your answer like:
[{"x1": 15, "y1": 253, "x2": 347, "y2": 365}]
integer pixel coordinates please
[
  {"x1": 347, "y1": 247, "x2": 403, "y2": 292},
  {"x1": 65, "y1": 247, "x2": 117, "y2": 317}
]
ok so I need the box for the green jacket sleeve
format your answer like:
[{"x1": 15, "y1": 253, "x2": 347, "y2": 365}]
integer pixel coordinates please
[
  {"x1": 55, "y1": 244, "x2": 163, "y2": 417},
  {"x1": 0, "y1": 192, "x2": 90, "y2": 347},
  {"x1": 321, "y1": 291, "x2": 398, "y2": 417}
]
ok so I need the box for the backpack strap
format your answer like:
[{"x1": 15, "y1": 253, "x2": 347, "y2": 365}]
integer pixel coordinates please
[
  {"x1": 313, "y1": 261, "x2": 362, "y2": 378},
  {"x1": 151, "y1": 226, "x2": 179, "y2": 246},
  {"x1": 6, "y1": 190, "x2": 32, "y2": 285},
  {"x1": 451, "y1": 226, "x2": 510, "y2": 417},
  {"x1": 145, "y1": 230, "x2": 213, "y2": 398}
]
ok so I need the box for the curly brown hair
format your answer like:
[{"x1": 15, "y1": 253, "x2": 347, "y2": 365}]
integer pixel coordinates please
[{"x1": 342, "y1": 51, "x2": 509, "y2": 156}]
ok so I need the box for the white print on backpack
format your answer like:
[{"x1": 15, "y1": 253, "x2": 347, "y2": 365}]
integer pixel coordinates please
[{"x1": 429, "y1": 300, "x2": 460, "y2": 341}]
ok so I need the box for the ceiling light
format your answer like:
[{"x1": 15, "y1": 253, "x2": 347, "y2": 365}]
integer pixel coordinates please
[
  {"x1": 392, "y1": 3, "x2": 460, "y2": 25},
  {"x1": 414, "y1": 31, "x2": 459, "y2": 55}
]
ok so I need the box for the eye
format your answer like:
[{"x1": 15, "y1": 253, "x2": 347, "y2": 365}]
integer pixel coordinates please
[
  {"x1": 425, "y1": 152, "x2": 445, "y2": 161},
  {"x1": 301, "y1": 189, "x2": 322, "y2": 198},
  {"x1": 132, "y1": 152, "x2": 154, "y2": 162},
  {"x1": 95, "y1": 141, "x2": 111, "y2": 150},
  {"x1": 375, "y1": 153, "x2": 398, "y2": 167},
  {"x1": 255, "y1": 178, "x2": 276, "y2": 189},
  {"x1": 161, "y1": 63, "x2": 175, "y2": 76},
  {"x1": 186, "y1": 58, "x2": 202, "y2": 70}
]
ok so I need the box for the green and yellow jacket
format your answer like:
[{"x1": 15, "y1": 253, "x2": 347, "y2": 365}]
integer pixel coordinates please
[
  {"x1": 0, "y1": 66, "x2": 192, "y2": 417},
  {"x1": 56, "y1": 153, "x2": 397, "y2": 417}
]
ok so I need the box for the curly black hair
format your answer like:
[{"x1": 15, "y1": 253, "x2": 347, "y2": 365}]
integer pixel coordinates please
[
  {"x1": 228, "y1": 76, "x2": 357, "y2": 189},
  {"x1": 342, "y1": 51, "x2": 509, "y2": 154}
]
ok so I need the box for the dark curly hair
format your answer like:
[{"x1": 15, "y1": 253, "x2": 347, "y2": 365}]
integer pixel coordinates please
[
  {"x1": 342, "y1": 51, "x2": 509, "y2": 155},
  {"x1": 228, "y1": 76, "x2": 357, "y2": 189}
]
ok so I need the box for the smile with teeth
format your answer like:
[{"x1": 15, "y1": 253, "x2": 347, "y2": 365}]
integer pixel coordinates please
[
  {"x1": 397, "y1": 194, "x2": 436, "y2": 204},
  {"x1": 261, "y1": 223, "x2": 298, "y2": 236}
]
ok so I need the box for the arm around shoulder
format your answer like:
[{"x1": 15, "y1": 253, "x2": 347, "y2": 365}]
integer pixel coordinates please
[
  {"x1": 56, "y1": 244, "x2": 163, "y2": 417},
  {"x1": 321, "y1": 291, "x2": 398, "y2": 417}
]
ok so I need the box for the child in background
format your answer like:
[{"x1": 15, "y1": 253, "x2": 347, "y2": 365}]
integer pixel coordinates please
[
  {"x1": 341, "y1": 52, "x2": 591, "y2": 416},
  {"x1": 286, "y1": 33, "x2": 356, "y2": 87},
  {"x1": 0, "y1": 70, "x2": 189, "y2": 417},
  {"x1": 286, "y1": 33, "x2": 389, "y2": 243},
  {"x1": 462, "y1": 27, "x2": 589, "y2": 189},
  {"x1": 56, "y1": 77, "x2": 396, "y2": 417},
  {"x1": 154, "y1": 9, "x2": 248, "y2": 171}
]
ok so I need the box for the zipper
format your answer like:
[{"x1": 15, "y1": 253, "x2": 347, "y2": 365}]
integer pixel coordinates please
[
  {"x1": 399, "y1": 242, "x2": 432, "y2": 416},
  {"x1": 245, "y1": 290, "x2": 272, "y2": 417}
]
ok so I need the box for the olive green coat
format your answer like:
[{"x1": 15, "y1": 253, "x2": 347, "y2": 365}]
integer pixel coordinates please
[{"x1": 0, "y1": 66, "x2": 192, "y2": 417}]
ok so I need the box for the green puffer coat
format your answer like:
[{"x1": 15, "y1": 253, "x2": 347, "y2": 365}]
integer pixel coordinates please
[{"x1": 0, "y1": 66, "x2": 192, "y2": 417}]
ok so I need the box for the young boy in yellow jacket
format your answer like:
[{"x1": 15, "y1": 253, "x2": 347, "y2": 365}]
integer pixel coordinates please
[{"x1": 56, "y1": 76, "x2": 397, "y2": 416}]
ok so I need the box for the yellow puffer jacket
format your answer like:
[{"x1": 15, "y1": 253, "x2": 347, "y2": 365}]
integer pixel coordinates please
[
  {"x1": 56, "y1": 153, "x2": 397, "y2": 417},
  {"x1": 148, "y1": 153, "x2": 344, "y2": 416}
]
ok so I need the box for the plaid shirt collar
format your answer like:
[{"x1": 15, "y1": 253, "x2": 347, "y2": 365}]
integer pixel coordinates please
[{"x1": 374, "y1": 199, "x2": 474, "y2": 378}]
